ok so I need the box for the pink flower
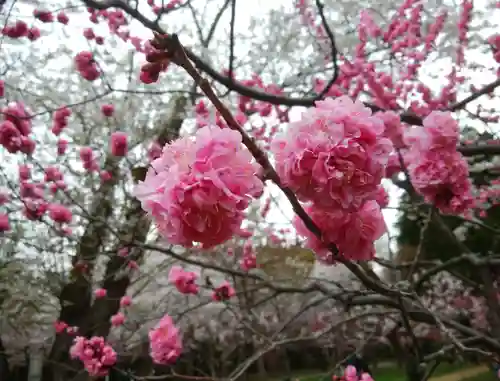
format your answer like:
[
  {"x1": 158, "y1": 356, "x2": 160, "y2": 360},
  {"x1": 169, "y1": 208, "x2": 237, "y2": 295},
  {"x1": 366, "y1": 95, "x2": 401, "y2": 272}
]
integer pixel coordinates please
[
  {"x1": 168, "y1": 265, "x2": 199, "y2": 295},
  {"x1": 110, "y1": 312, "x2": 125, "y2": 326},
  {"x1": 24, "y1": 200, "x2": 48, "y2": 220},
  {"x1": 54, "y1": 320, "x2": 68, "y2": 333},
  {"x1": 110, "y1": 132, "x2": 128, "y2": 156},
  {"x1": 360, "y1": 374, "x2": 374, "y2": 381},
  {"x1": 0, "y1": 213, "x2": 10, "y2": 232},
  {"x1": 344, "y1": 366, "x2": 357, "y2": 381},
  {"x1": 79, "y1": 146, "x2": 93, "y2": 162},
  {"x1": 240, "y1": 253, "x2": 257, "y2": 271},
  {"x1": 57, "y1": 11, "x2": 69, "y2": 24},
  {"x1": 134, "y1": 126, "x2": 263, "y2": 248},
  {"x1": 240, "y1": 240, "x2": 257, "y2": 271},
  {"x1": 147, "y1": 141, "x2": 162, "y2": 161},
  {"x1": 373, "y1": 186, "x2": 389, "y2": 208},
  {"x1": 2, "y1": 102, "x2": 32, "y2": 136},
  {"x1": 271, "y1": 96, "x2": 392, "y2": 210},
  {"x1": 118, "y1": 247, "x2": 129, "y2": 257},
  {"x1": 294, "y1": 200, "x2": 386, "y2": 262},
  {"x1": 212, "y1": 280, "x2": 236, "y2": 301},
  {"x1": 74, "y1": 51, "x2": 100, "y2": 81},
  {"x1": 94, "y1": 288, "x2": 107, "y2": 298},
  {"x1": 27, "y1": 27, "x2": 41, "y2": 41},
  {"x1": 19, "y1": 165, "x2": 31, "y2": 180},
  {"x1": 120, "y1": 296, "x2": 131, "y2": 307},
  {"x1": 48, "y1": 204, "x2": 72, "y2": 224},
  {"x1": 19, "y1": 136, "x2": 35, "y2": 154},
  {"x1": 52, "y1": 107, "x2": 71, "y2": 136},
  {"x1": 0, "y1": 190, "x2": 8, "y2": 205},
  {"x1": 2, "y1": 21, "x2": 28, "y2": 38},
  {"x1": 404, "y1": 111, "x2": 473, "y2": 215},
  {"x1": 100, "y1": 170, "x2": 112, "y2": 182},
  {"x1": 33, "y1": 9, "x2": 53, "y2": 22},
  {"x1": 377, "y1": 110, "x2": 405, "y2": 149},
  {"x1": 70, "y1": 336, "x2": 117, "y2": 377},
  {"x1": 44, "y1": 166, "x2": 63, "y2": 182},
  {"x1": 83, "y1": 28, "x2": 95, "y2": 40},
  {"x1": 149, "y1": 314, "x2": 182, "y2": 365},
  {"x1": 0, "y1": 121, "x2": 21, "y2": 153},
  {"x1": 101, "y1": 104, "x2": 114, "y2": 117},
  {"x1": 127, "y1": 260, "x2": 139, "y2": 270},
  {"x1": 408, "y1": 151, "x2": 473, "y2": 214}
]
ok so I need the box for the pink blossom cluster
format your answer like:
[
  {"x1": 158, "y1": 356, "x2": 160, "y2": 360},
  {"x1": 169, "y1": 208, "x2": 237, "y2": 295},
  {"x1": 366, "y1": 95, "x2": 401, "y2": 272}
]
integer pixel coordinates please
[
  {"x1": 240, "y1": 240, "x2": 257, "y2": 271},
  {"x1": 149, "y1": 314, "x2": 182, "y2": 365},
  {"x1": 109, "y1": 132, "x2": 128, "y2": 156},
  {"x1": 0, "y1": 102, "x2": 35, "y2": 155},
  {"x1": 1, "y1": 20, "x2": 41, "y2": 41},
  {"x1": 101, "y1": 104, "x2": 115, "y2": 117},
  {"x1": 405, "y1": 111, "x2": 474, "y2": 214},
  {"x1": 54, "y1": 320, "x2": 79, "y2": 335},
  {"x1": 299, "y1": 0, "x2": 474, "y2": 113},
  {"x1": 140, "y1": 49, "x2": 171, "y2": 84},
  {"x1": 48, "y1": 203, "x2": 72, "y2": 224},
  {"x1": 57, "y1": 11, "x2": 69, "y2": 24},
  {"x1": 148, "y1": 0, "x2": 184, "y2": 14},
  {"x1": 212, "y1": 280, "x2": 236, "y2": 301},
  {"x1": 70, "y1": 336, "x2": 117, "y2": 377},
  {"x1": 134, "y1": 126, "x2": 263, "y2": 248},
  {"x1": 168, "y1": 266, "x2": 199, "y2": 295},
  {"x1": 80, "y1": 146, "x2": 98, "y2": 172},
  {"x1": 52, "y1": 106, "x2": 72, "y2": 136},
  {"x1": 74, "y1": 51, "x2": 100, "y2": 81},
  {"x1": 0, "y1": 212, "x2": 9, "y2": 232},
  {"x1": 272, "y1": 96, "x2": 391, "y2": 261},
  {"x1": 332, "y1": 366, "x2": 374, "y2": 381},
  {"x1": 489, "y1": 34, "x2": 500, "y2": 66}
]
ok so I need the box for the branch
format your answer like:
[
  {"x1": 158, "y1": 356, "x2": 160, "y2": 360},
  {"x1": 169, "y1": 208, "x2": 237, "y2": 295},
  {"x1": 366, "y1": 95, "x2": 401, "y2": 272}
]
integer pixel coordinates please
[
  {"x1": 82, "y1": 0, "x2": 500, "y2": 157},
  {"x1": 314, "y1": 0, "x2": 339, "y2": 99},
  {"x1": 228, "y1": 0, "x2": 236, "y2": 80}
]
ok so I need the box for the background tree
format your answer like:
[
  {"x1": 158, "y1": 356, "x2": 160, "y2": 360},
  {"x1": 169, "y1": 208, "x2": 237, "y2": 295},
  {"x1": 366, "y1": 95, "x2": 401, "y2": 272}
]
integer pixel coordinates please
[{"x1": 1, "y1": 1, "x2": 500, "y2": 381}]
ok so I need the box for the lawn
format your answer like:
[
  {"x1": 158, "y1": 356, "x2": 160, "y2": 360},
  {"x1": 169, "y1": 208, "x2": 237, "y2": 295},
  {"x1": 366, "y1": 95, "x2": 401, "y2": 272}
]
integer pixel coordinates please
[{"x1": 264, "y1": 361, "x2": 479, "y2": 381}]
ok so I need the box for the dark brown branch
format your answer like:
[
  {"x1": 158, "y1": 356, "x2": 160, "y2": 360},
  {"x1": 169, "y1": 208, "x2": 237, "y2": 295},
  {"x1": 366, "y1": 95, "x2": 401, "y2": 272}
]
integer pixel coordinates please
[
  {"x1": 228, "y1": 0, "x2": 236, "y2": 80},
  {"x1": 314, "y1": 0, "x2": 339, "y2": 99}
]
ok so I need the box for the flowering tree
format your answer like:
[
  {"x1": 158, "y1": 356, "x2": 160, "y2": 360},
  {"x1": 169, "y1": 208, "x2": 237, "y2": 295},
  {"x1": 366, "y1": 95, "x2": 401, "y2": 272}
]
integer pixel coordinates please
[{"x1": 1, "y1": 0, "x2": 500, "y2": 381}]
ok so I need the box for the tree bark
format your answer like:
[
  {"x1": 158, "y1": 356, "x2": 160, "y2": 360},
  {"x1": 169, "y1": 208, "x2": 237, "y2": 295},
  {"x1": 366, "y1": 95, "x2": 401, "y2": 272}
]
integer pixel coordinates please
[{"x1": 44, "y1": 96, "x2": 187, "y2": 380}]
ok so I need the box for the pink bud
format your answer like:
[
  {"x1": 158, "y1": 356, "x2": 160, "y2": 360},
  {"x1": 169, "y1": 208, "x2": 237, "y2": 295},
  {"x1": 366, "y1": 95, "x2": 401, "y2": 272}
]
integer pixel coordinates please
[
  {"x1": 110, "y1": 132, "x2": 128, "y2": 156},
  {"x1": 57, "y1": 11, "x2": 69, "y2": 24},
  {"x1": 94, "y1": 288, "x2": 107, "y2": 298},
  {"x1": 100, "y1": 170, "x2": 112, "y2": 182},
  {"x1": 57, "y1": 139, "x2": 68, "y2": 155},
  {"x1": 120, "y1": 296, "x2": 131, "y2": 307},
  {"x1": 110, "y1": 312, "x2": 125, "y2": 326},
  {"x1": 101, "y1": 104, "x2": 114, "y2": 117}
]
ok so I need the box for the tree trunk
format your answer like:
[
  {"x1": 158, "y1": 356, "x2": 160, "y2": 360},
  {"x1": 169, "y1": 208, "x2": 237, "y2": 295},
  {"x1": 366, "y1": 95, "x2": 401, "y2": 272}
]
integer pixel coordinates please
[{"x1": 44, "y1": 96, "x2": 187, "y2": 381}]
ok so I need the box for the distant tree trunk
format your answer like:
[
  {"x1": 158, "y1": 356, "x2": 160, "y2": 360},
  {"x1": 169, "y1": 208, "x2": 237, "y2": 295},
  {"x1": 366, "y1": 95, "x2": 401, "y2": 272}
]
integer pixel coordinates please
[
  {"x1": 281, "y1": 347, "x2": 291, "y2": 377},
  {"x1": 0, "y1": 337, "x2": 10, "y2": 380},
  {"x1": 27, "y1": 348, "x2": 44, "y2": 381},
  {"x1": 44, "y1": 96, "x2": 188, "y2": 381},
  {"x1": 405, "y1": 353, "x2": 424, "y2": 381},
  {"x1": 257, "y1": 354, "x2": 267, "y2": 379}
]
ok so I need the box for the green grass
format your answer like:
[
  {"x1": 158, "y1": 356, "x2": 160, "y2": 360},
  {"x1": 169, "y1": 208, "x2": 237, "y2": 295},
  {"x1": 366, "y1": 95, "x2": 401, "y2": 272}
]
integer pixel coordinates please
[
  {"x1": 280, "y1": 362, "x2": 475, "y2": 381},
  {"x1": 249, "y1": 361, "x2": 481, "y2": 381}
]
